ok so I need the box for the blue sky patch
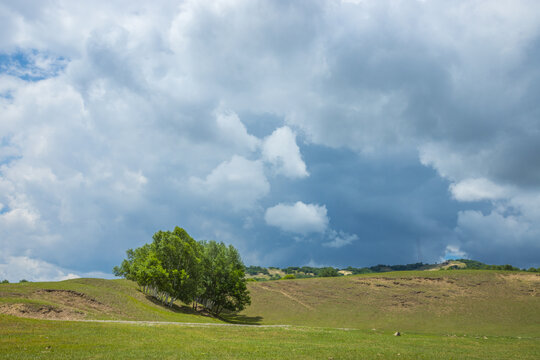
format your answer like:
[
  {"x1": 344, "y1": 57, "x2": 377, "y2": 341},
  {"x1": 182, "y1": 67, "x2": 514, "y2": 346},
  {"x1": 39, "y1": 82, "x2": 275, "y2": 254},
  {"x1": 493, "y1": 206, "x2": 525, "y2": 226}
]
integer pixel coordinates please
[{"x1": 0, "y1": 49, "x2": 68, "y2": 81}]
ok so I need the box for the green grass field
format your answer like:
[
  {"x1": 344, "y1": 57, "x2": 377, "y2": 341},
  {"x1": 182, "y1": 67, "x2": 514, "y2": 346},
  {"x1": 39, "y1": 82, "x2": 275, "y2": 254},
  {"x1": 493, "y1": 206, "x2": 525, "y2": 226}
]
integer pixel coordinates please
[
  {"x1": 1, "y1": 270, "x2": 539, "y2": 359},
  {"x1": 1, "y1": 315, "x2": 538, "y2": 359},
  {"x1": 243, "y1": 270, "x2": 540, "y2": 336}
]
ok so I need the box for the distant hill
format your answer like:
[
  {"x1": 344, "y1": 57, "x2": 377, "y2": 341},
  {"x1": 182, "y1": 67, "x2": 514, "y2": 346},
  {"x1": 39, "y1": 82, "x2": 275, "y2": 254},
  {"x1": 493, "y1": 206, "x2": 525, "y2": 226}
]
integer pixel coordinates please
[{"x1": 245, "y1": 259, "x2": 536, "y2": 281}]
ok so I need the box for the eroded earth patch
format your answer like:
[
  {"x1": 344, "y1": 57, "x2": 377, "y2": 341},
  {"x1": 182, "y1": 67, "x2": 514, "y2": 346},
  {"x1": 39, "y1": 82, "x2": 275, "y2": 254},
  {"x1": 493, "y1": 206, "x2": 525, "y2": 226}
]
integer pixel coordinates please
[
  {"x1": 0, "y1": 289, "x2": 111, "y2": 320},
  {"x1": 0, "y1": 303, "x2": 84, "y2": 320}
]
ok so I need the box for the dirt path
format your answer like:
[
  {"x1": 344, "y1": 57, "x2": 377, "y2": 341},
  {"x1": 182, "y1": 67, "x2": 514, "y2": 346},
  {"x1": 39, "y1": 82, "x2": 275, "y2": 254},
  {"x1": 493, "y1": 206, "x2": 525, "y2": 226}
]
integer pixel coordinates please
[
  {"x1": 258, "y1": 285, "x2": 314, "y2": 310},
  {"x1": 47, "y1": 319, "x2": 290, "y2": 328}
]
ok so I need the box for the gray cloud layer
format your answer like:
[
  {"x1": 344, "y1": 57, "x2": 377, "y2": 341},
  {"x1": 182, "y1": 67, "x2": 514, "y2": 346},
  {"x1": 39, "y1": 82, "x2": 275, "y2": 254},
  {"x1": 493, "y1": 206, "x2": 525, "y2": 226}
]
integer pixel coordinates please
[{"x1": 1, "y1": 0, "x2": 539, "y2": 280}]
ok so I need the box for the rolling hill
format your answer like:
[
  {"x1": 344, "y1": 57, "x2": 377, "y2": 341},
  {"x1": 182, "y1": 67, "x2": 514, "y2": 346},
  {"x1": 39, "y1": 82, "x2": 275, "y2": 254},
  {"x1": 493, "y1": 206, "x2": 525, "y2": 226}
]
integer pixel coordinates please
[
  {"x1": 243, "y1": 270, "x2": 540, "y2": 336},
  {"x1": 1, "y1": 270, "x2": 539, "y2": 336}
]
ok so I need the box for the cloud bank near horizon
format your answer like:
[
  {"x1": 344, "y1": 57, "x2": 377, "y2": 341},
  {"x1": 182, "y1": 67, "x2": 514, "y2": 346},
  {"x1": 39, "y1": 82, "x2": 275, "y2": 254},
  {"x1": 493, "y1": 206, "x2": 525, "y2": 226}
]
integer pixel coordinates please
[{"x1": 1, "y1": 0, "x2": 539, "y2": 281}]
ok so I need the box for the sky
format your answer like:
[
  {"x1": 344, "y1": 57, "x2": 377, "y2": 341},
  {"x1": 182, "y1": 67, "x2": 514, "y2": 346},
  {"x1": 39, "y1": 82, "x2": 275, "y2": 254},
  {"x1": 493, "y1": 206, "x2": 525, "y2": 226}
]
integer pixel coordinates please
[{"x1": 1, "y1": 0, "x2": 540, "y2": 282}]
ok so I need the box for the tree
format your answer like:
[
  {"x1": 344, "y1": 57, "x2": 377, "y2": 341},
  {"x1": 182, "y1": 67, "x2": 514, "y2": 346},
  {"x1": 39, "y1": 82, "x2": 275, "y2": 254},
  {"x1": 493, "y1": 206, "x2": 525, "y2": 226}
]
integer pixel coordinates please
[
  {"x1": 152, "y1": 227, "x2": 202, "y2": 304},
  {"x1": 197, "y1": 241, "x2": 251, "y2": 315},
  {"x1": 1, "y1": 279, "x2": 9, "y2": 284},
  {"x1": 113, "y1": 228, "x2": 202, "y2": 307},
  {"x1": 245, "y1": 266, "x2": 270, "y2": 276},
  {"x1": 114, "y1": 227, "x2": 250, "y2": 315},
  {"x1": 113, "y1": 244, "x2": 153, "y2": 286},
  {"x1": 319, "y1": 267, "x2": 339, "y2": 277}
]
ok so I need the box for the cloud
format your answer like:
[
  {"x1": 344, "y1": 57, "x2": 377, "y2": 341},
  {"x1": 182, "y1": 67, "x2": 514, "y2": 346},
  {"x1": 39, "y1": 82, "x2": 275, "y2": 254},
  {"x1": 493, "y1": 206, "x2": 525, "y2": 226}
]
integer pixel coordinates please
[
  {"x1": 457, "y1": 210, "x2": 531, "y2": 243},
  {"x1": 262, "y1": 126, "x2": 309, "y2": 178},
  {"x1": 449, "y1": 178, "x2": 510, "y2": 202},
  {"x1": 215, "y1": 110, "x2": 261, "y2": 153},
  {"x1": 189, "y1": 156, "x2": 270, "y2": 211},
  {"x1": 322, "y1": 230, "x2": 359, "y2": 248},
  {"x1": 454, "y1": 208, "x2": 540, "y2": 266},
  {"x1": 0, "y1": 256, "x2": 113, "y2": 283},
  {"x1": 265, "y1": 201, "x2": 328, "y2": 234},
  {"x1": 441, "y1": 245, "x2": 468, "y2": 261}
]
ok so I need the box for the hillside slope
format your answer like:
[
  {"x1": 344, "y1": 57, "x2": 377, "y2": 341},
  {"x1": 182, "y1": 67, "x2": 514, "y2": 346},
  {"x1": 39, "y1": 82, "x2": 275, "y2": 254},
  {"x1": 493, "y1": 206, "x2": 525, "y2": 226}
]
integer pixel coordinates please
[
  {"x1": 0, "y1": 278, "x2": 222, "y2": 324},
  {"x1": 1, "y1": 271, "x2": 539, "y2": 337},
  {"x1": 243, "y1": 270, "x2": 540, "y2": 336}
]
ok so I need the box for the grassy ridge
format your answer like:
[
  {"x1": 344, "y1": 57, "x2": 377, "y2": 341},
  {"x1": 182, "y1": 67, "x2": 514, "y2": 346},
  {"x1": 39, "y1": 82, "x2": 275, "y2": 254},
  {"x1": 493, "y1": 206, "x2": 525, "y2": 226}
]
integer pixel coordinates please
[{"x1": 1, "y1": 271, "x2": 539, "y2": 335}]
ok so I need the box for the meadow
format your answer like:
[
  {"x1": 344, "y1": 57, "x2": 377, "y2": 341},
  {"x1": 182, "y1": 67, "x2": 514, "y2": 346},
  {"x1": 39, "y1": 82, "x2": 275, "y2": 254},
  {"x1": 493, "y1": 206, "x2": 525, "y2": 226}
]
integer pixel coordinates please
[
  {"x1": 1, "y1": 270, "x2": 539, "y2": 359},
  {"x1": 243, "y1": 270, "x2": 540, "y2": 336}
]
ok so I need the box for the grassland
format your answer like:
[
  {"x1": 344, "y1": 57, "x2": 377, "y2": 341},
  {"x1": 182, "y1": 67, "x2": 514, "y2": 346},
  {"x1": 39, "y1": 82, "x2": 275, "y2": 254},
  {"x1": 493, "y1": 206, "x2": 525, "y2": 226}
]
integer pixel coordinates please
[
  {"x1": 2, "y1": 315, "x2": 539, "y2": 359},
  {"x1": 243, "y1": 270, "x2": 540, "y2": 336},
  {"x1": 1, "y1": 270, "x2": 539, "y2": 359}
]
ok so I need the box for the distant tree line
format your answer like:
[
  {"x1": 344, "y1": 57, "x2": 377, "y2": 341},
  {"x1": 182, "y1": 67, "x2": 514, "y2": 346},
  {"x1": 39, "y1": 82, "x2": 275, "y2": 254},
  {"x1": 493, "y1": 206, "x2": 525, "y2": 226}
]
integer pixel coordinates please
[
  {"x1": 113, "y1": 227, "x2": 250, "y2": 315},
  {"x1": 245, "y1": 266, "x2": 270, "y2": 276},
  {"x1": 0, "y1": 279, "x2": 29, "y2": 284},
  {"x1": 246, "y1": 260, "x2": 539, "y2": 282},
  {"x1": 368, "y1": 262, "x2": 428, "y2": 272}
]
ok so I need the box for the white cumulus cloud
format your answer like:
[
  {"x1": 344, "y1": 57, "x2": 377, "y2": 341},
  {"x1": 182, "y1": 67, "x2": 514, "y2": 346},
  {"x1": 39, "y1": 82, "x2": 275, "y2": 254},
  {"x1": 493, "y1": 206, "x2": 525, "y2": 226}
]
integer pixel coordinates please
[
  {"x1": 0, "y1": 256, "x2": 112, "y2": 283},
  {"x1": 215, "y1": 110, "x2": 260, "y2": 153},
  {"x1": 449, "y1": 178, "x2": 510, "y2": 202},
  {"x1": 189, "y1": 155, "x2": 270, "y2": 211},
  {"x1": 262, "y1": 126, "x2": 309, "y2": 179},
  {"x1": 440, "y1": 245, "x2": 468, "y2": 262},
  {"x1": 265, "y1": 201, "x2": 328, "y2": 234}
]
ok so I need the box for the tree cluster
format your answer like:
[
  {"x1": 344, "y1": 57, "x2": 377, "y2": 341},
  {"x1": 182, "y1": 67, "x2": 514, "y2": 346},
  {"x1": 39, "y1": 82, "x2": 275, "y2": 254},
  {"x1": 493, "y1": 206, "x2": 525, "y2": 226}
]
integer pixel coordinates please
[
  {"x1": 113, "y1": 227, "x2": 250, "y2": 315},
  {"x1": 368, "y1": 262, "x2": 427, "y2": 272},
  {"x1": 245, "y1": 265, "x2": 270, "y2": 276}
]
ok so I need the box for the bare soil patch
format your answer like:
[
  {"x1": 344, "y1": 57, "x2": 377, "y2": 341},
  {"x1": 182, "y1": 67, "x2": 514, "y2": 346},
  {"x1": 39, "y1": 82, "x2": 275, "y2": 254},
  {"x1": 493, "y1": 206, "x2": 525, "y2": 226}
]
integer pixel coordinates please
[
  {"x1": 498, "y1": 273, "x2": 540, "y2": 283},
  {"x1": 0, "y1": 289, "x2": 112, "y2": 320},
  {"x1": 0, "y1": 303, "x2": 84, "y2": 320},
  {"x1": 33, "y1": 289, "x2": 111, "y2": 313},
  {"x1": 344, "y1": 276, "x2": 473, "y2": 312},
  {"x1": 497, "y1": 273, "x2": 540, "y2": 297}
]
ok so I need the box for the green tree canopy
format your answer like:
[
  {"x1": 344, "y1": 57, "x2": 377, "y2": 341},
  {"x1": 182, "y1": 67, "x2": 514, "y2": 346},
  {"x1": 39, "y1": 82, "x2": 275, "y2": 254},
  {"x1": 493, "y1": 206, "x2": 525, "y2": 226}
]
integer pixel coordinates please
[
  {"x1": 319, "y1": 267, "x2": 340, "y2": 277},
  {"x1": 114, "y1": 227, "x2": 250, "y2": 315},
  {"x1": 197, "y1": 241, "x2": 251, "y2": 314}
]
